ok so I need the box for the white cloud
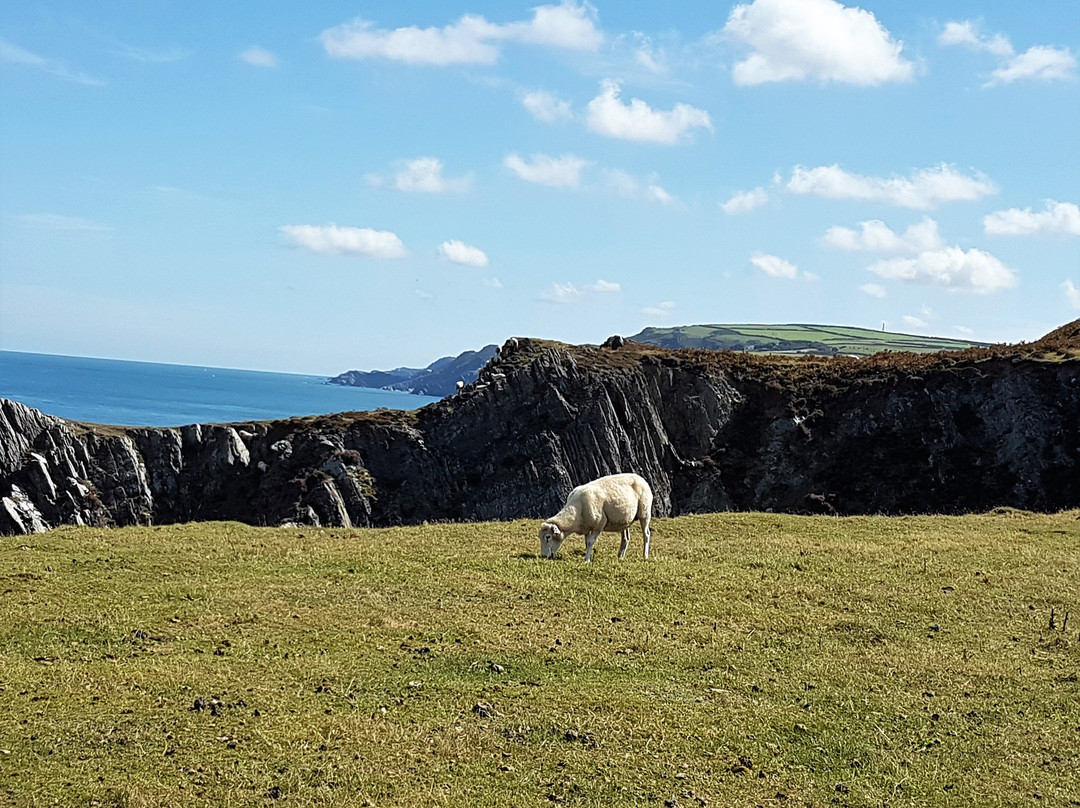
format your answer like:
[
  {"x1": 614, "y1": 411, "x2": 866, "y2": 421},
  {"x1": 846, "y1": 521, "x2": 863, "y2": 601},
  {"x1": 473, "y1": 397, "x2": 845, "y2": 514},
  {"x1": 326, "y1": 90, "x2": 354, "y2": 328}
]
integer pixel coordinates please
[
  {"x1": 823, "y1": 217, "x2": 945, "y2": 253},
  {"x1": 787, "y1": 164, "x2": 996, "y2": 210},
  {"x1": 990, "y1": 46, "x2": 1077, "y2": 85},
  {"x1": 632, "y1": 33, "x2": 667, "y2": 74},
  {"x1": 867, "y1": 247, "x2": 1017, "y2": 294},
  {"x1": 587, "y1": 279, "x2": 621, "y2": 293},
  {"x1": 504, "y1": 153, "x2": 589, "y2": 188},
  {"x1": 751, "y1": 252, "x2": 800, "y2": 280},
  {"x1": 939, "y1": 20, "x2": 1077, "y2": 86},
  {"x1": 859, "y1": 283, "x2": 887, "y2": 298},
  {"x1": 540, "y1": 278, "x2": 621, "y2": 303},
  {"x1": 539, "y1": 282, "x2": 583, "y2": 304},
  {"x1": 984, "y1": 200, "x2": 1080, "y2": 236},
  {"x1": 0, "y1": 37, "x2": 103, "y2": 86},
  {"x1": 320, "y1": 2, "x2": 601, "y2": 66},
  {"x1": 15, "y1": 213, "x2": 112, "y2": 232},
  {"x1": 721, "y1": 187, "x2": 768, "y2": 215},
  {"x1": 240, "y1": 46, "x2": 278, "y2": 68},
  {"x1": 603, "y1": 169, "x2": 676, "y2": 205},
  {"x1": 280, "y1": 224, "x2": 407, "y2": 258},
  {"x1": 321, "y1": 17, "x2": 498, "y2": 65},
  {"x1": 642, "y1": 301, "x2": 676, "y2": 318},
  {"x1": 520, "y1": 89, "x2": 573, "y2": 122},
  {"x1": 484, "y1": 276, "x2": 503, "y2": 289},
  {"x1": 1064, "y1": 280, "x2": 1080, "y2": 311},
  {"x1": 938, "y1": 21, "x2": 1012, "y2": 58},
  {"x1": 497, "y1": 1, "x2": 603, "y2": 50},
  {"x1": 901, "y1": 315, "x2": 928, "y2": 330},
  {"x1": 723, "y1": 0, "x2": 913, "y2": 86},
  {"x1": 585, "y1": 80, "x2": 711, "y2": 145},
  {"x1": 438, "y1": 239, "x2": 489, "y2": 268},
  {"x1": 391, "y1": 157, "x2": 472, "y2": 193}
]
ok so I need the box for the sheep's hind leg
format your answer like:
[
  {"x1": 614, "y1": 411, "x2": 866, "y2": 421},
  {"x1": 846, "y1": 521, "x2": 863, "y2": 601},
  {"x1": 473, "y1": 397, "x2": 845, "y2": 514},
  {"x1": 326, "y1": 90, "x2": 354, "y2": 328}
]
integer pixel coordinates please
[
  {"x1": 642, "y1": 519, "x2": 651, "y2": 559},
  {"x1": 584, "y1": 530, "x2": 601, "y2": 563},
  {"x1": 618, "y1": 529, "x2": 630, "y2": 559}
]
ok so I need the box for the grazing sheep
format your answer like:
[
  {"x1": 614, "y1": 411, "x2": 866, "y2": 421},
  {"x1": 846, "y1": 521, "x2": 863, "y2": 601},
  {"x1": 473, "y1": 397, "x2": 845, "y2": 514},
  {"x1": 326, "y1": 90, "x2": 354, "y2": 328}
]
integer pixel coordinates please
[{"x1": 538, "y1": 473, "x2": 653, "y2": 562}]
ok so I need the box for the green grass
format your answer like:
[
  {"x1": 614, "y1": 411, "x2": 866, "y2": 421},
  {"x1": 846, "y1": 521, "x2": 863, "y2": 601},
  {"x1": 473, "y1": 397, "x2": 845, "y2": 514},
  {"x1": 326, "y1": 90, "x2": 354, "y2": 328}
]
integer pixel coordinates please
[
  {"x1": 2, "y1": 512, "x2": 1078, "y2": 807},
  {"x1": 632, "y1": 324, "x2": 988, "y2": 356}
]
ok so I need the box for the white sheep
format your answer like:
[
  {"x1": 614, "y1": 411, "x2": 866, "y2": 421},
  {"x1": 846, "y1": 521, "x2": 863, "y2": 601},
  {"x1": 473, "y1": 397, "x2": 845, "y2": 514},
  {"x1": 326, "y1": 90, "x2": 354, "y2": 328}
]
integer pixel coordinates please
[{"x1": 538, "y1": 473, "x2": 653, "y2": 563}]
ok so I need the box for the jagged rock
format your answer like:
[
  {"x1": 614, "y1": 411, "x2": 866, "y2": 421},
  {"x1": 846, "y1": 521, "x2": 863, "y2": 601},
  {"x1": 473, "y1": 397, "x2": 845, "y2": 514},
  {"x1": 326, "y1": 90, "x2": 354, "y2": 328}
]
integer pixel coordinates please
[{"x1": 1, "y1": 325, "x2": 1079, "y2": 535}]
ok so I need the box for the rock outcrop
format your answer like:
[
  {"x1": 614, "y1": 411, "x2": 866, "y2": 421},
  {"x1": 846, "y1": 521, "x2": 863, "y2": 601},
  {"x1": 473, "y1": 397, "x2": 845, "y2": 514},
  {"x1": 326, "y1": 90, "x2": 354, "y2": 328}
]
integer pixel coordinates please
[{"x1": 2, "y1": 321, "x2": 1079, "y2": 535}]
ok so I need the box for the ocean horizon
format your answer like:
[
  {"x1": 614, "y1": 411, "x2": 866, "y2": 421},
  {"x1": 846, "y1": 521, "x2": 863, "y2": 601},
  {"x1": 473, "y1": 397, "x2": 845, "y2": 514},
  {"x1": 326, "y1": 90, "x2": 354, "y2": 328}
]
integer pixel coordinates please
[{"x1": 0, "y1": 350, "x2": 440, "y2": 428}]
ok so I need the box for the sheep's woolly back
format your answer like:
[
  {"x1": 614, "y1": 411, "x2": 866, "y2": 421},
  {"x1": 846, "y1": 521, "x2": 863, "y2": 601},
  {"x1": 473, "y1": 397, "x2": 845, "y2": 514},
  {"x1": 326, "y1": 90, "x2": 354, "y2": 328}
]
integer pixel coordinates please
[{"x1": 546, "y1": 473, "x2": 652, "y2": 536}]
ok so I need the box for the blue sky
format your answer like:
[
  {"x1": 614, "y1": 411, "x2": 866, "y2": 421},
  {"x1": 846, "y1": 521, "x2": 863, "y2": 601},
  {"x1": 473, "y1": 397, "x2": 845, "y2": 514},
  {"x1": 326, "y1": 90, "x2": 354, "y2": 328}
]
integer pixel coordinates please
[{"x1": 1, "y1": 0, "x2": 1078, "y2": 375}]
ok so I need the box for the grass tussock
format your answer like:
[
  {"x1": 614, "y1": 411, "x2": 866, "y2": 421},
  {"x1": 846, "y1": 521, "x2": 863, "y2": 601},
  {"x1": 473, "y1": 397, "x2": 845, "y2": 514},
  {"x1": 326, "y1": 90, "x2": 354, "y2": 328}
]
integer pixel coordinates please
[{"x1": 2, "y1": 512, "x2": 1078, "y2": 807}]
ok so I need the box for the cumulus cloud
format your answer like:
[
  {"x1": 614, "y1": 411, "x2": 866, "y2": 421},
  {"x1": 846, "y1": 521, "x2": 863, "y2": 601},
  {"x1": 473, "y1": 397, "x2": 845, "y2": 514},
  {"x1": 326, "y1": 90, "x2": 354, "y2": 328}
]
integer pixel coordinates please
[
  {"x1": 1064, "y1": 280, "x2": 1080, "y2": 311},
  {"x1": 585, "y1": 80, "x2": 711, "y2": 145},
  {"x1": 642, "y1": 300, "x2": 676, "y2": 318},
  {"x1": 823, "y1": 217, "x2": 945, "y2": 253},
  {"x1": 320, "y1": 1, "x2": 601, "y2": 66},
  {"x1": 0, "y1": 37, "x2": 103, "y2": 85},
  {"x1": 867, "y1": 247, "x2": 1017, "y2": 294},
  {"x1": 438, "y1": 239, "x2": 489, "y2": 268},
  {"x1": 240, "y1": 46, "x2": 278, "y2": 68},
  {"x1": 520, "y1": 89, "x2": 573, "y2": 122},
  {"x1": 938, "y1": 21, "x2": 1012, "y2": 57},
  {"x1": 723, "y1": 0, "x2": 913, "y2": 86},
  {"x1": 387, "y1": 157, "x2": 472, "y2": 193},
  {"x1": 603, "y1": 169, "x2": 676, "y2": 205},
  {"x1": 787, "y1": 164, "x2": 996, "y2": 210},
  {"x1": 280, "y1": 224, "x2": 407, "y2": 258},
  {"x1": 721, "y1": 187, "x2": 768, "y2": 215},
  {"x1": 990, "y1": 46, "x2": 1077, "y2": 85},
  {"x1": 540, "y1": 278, "x2": 621, "y2": 303},
  {"x1": 860, "y1": 283, "x2": 887, "y2": 298},
  {"x1": 587, "y1": 279, "x2": 621, "y2": 293},
  {"x1": 939, "y1": 20, "x2": 1077, "y2": 86},
  {"x1": 984, "y1": 200, "x2": 1080, "y2": 236},
  {"x1": 901, "y1": 314, "x2": 928, "y2": 330},
  {"x1": 504, "y1": 153, "x2": 589, "y2": 188},
  {"x1": 539, "y1": 282, "x2": 583, "y2": 304},
  {"x1": 751, "y1": 252, "x2": 800, "y2": 280}
]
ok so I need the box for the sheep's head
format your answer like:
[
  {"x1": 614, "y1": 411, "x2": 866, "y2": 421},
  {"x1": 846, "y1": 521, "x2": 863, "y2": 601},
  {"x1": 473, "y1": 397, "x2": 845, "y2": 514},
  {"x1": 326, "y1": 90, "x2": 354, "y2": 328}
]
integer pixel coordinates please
[{"x1": 538, "y1": 522, "x2": 565, "y2": 559}]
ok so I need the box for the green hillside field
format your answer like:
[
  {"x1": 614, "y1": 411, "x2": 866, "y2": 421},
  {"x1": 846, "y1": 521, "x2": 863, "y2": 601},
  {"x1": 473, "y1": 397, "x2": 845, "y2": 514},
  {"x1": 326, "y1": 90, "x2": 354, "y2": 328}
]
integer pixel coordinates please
[
  {"x1": 632, "y1": 324, "x2": 991, "y2": 357},
  {"x1": 3, "y1": 512, "x2": 1077, "y2": 806}
]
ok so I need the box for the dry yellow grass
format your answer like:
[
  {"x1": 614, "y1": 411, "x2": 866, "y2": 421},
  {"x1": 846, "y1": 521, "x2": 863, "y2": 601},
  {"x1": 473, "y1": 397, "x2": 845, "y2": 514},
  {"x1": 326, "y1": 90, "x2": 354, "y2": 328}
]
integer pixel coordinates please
[{"x1": 2, "y1": 511, "x2": 1078, "y2": 806}]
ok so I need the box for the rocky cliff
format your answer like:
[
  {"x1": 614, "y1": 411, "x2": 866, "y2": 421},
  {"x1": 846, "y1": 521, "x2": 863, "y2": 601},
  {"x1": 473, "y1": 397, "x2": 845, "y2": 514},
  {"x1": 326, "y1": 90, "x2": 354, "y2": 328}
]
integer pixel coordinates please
[{"x1": 2, "y1": 321, "x2": 1078, "y2": 535}]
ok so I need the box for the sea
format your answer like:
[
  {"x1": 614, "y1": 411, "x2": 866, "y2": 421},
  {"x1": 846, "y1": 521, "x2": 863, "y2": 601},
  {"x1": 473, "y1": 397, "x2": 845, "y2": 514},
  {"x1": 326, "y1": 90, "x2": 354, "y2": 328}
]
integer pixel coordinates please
[{"x1": 0, "y1": 350, "x2": 441, "y2": 428}]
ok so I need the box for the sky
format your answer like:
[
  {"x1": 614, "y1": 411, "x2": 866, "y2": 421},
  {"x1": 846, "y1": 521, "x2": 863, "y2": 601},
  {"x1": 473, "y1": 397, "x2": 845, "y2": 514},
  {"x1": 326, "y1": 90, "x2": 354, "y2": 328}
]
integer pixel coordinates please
[{"x1": 1, "y1": 0, "x2": 1078, "y2": 375}]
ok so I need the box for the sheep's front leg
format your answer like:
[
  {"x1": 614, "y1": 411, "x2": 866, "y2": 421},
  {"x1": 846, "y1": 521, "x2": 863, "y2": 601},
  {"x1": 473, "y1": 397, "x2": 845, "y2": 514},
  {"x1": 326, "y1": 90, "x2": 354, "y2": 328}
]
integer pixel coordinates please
[
  {"x1": 584, "y1": 530, "x2": 601, "y2": 563},
  {"x1": 618, "y1": 529, "x2": 630, "y2": 559}
]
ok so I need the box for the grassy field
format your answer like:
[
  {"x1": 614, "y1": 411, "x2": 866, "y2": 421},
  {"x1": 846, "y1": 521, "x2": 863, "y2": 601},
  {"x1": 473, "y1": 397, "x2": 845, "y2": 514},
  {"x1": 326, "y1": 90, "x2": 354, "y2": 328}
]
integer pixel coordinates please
[
  {"x1": 2, "y1": 512, "x2": 1078, "y2": 807},
  {"x1": 631, "y1": 324, "x2": 988, "y2": 356}
]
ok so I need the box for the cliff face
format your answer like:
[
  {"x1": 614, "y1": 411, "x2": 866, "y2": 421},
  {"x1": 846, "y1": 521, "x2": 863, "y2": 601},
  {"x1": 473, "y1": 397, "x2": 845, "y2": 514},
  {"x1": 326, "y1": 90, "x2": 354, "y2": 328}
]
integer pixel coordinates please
[{"x1": 2, "y1": 326, "x2": 1079, "y2": 535}]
